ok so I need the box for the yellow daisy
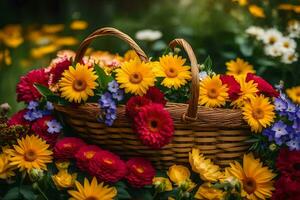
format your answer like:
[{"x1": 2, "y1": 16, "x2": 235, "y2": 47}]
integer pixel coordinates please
[
  {"x1": 231, "y1": 75, "x2": 258, "y2": 108},
  {"x1": 249, "y1": 5, "x2": 265, "y2": 18},
  {"x1": 7, "y1": 135, "x2": 53, "y2": 172},
  {"x1": 225, "y1": 153, "x2": 276, "y2": 200},
  {"x1": 156, "y1": 55, "x2": 191, "y2": 89},
  {"x1": 198, "y1": 75, "x2": 228, "y2": 108},
  {"x1": 286, "y1": 86, "x2": 300, "y2": 104},
  {"x1": 70, "y1": 20, "x2": 88, "y2": 30},
  {"x1": 59, "y1": 63, "x2": 98, "y2": 103},
  {"x1": 189, "y1": 148, "x2": 224, "y2": 182},
  {"x1": 115, "y1": 58, "x2": 155, "y2": 96},
  {"x1": 68, "y1": 177, "x2": 117, "y2": 200},
  {"x1": 0, "y1": 153, "x2": 15, "y2": 179},
  {"x1": 226, "y1": 58, "x2": 255, "y2": 77},
  {"x1": 123, "y1": 50, "x2": 139, "y2": 62},
  {"x1": 242, "y1": 95, "x2": 275, "y2": 133},
  {"x1": 194, "y1": 182, "x2": 224, "y2": 200}
]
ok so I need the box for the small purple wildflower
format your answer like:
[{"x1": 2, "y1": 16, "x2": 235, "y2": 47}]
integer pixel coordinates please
[
  {"x1": 46, "y1": 101, "x2": 54, "y2": 110},
  {"x1": 108, "y1": 80, "x2": 119, "y2": 93},
  {"x1": 272, "y1": 121, "x2": 288, "y2": 138},
  {"x1": 24, "y1": 110, "x2": 43, "y2": 121},
  {"x1": 27, "y1": 101, "x2": 39, "y2": 110},
  {"x1": 112, "y1": 89, "x2": 124, "y2": 101},
  {"x1": 46, "y1": 120, "x2": 62, "y2": 134}
]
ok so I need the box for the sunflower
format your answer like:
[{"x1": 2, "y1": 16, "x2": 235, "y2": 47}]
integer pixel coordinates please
[
  {"x1": 231, "y1": 75, "x2": 258, "y2": 108},
  {"x1": 123, "y1": 50, "x2": 139, "y2": 62},
  {"x1": 225, "y1": 153, "x2": 276, "y2": 200},
  {"x1": 242, "y1": 95, "x2": 275, "y2": 133},
  {"x1": 115, "y1": 58, "x2": 155, "y2": 96},
  {"x1": 156, "y1": 54, "x2": 191, "y2": 89},
  {"x1": 286, "y1": 86, "x2": 300, "y2": 104},
  {"x1": 68, "y1": 177, "x2": 117, "y2": 200},
  {"x1": 198, "y1": 75, "x2": 229, "y2": 108},
  {"x1": 226, "y1": 58, "x2": 255, "y2": 77},
  {"x1": 249, "y1": 5, "x2": 265, "y2": 18},
  {"x1": 7, "y1": 135, "x2": 53, "y2": 172},
  {"x1": 59, "y1": 63, "x2": 98, "y2": 103},
  {"x1": 0, "y1": 153, "x2": 15, "y2": 179}
]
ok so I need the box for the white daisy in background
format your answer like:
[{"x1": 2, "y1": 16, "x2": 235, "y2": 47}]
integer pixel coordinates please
[
  {"x1": 135, "y1": 29, "x2": 162, "y2": 41},
  {"x1": 262, "y1": 28, "x2": 283, "y2": 45},
  {"x1": 246, "y1": 26, "x2": 264, "y2": 40},
  {"x1": 287, "y1": 20, "x2": 300, "y2": 39},
  {"x1": 277, "y1": 37, "x2": 297, "y2": 53},
  {"x1": 281, "y1": 51, "x2": 299, "y2": 64},
  {"x1": 264, "y1": 44, "x2": 283, "y2": 57}
]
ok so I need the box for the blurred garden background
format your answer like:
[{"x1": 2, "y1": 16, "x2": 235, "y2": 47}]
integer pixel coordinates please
[{"x1": 1, "y1": 0, "x2": 300, "y2": 114}]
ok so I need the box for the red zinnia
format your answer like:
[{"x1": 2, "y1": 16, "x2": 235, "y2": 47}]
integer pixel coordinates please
[
  {"x1": 220, "y1": 75, "x2": 241, "y2": 101},
  {"x1": 16, "y1": 68, "x2": 49, "y2": 103},
  {"x1": 88, "y1": 150, "x2": 127, "y2": 183},
  {"x1": 272, "y1": 175, "x2": 300, "y2": 200},
  {"x1": 125, "y1": 157, "x2": 156, "y2": 188},
  {"x1": 126, "y1": 96, "x2": 151, "y2": 119},
  {"x1": 7, "y1": 109, "x2": 31, "y2": 127},
  {"x1": 134, "y1": 103, "x2": 174, "y2": 149},
  {"x1": 144, "y1": 87, "x2": 167, "y2": 106},
  {"x1": 31, "y1": 115, "x2": 61, "y2": 146},
  {"x1": 246, "y1": 73, "x2": 279, "y2": 97},
  {"x1": 48, "y1": 58, "x2": 72, "y2": 85},
  {"x1": 54, "y1": 137, "x2": 86, "y2": 160},
  {"x1": 276, "y1": 148, "x2": 300, "y2": 177},
  {"x1": 75, "y1": 145, "x2": 102, "y2": 171}
]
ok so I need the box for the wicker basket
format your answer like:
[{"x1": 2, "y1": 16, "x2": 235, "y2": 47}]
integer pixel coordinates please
[{"x1": 55, "y1": 27, "x2": 251, "y2": 169}]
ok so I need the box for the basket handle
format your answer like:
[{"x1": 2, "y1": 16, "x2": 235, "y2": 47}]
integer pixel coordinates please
[
  {"x1": 169, "y1": 39, "x2": 199, "y2": 121},
  {"x1": 75, "y1": 27, "x2": 148, "y2": 63}
]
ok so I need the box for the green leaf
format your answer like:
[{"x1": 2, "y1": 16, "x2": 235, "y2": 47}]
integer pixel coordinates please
[
  {"x1": 94, "y1": 65, "x2": 113, "y2": 90},
  {"x1": 3, "y1": 187, "x2": 20, "y2": 200},
  {"x1": 34, "y1": 84, "x2": 54, "y2": 97},
  {"x1": 116, "y1": 187, "x2": 131, "y2": 200},
  {"x1": 203, "y1": 55, "x2": 212, "y2": 70},
  {"x1": 20, "y1": 185, "x2": 37, "y2": 200}
]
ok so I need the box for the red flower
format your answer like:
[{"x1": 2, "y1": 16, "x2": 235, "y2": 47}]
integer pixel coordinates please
[
  {"x1": 48, "y1": 58, "x2": 72, "y2": 85},
  {"x1": 7, "y1": 109, "x2": 31, "y2": 127},
  {"x1": 88, "y1": 150, "x2": 127, "y2": 183},
  {"x1": 276, "y1": 148, "x2": 300, "y2": 177},
  {"x1": 272, "y1": 175, "x2": 300, "y2": 200},
  {"x1": 144, "y1": 87, "x2": 167, "y2": 106},
  {"x1": 125, "y1": 157, "x2": 155, "y2": 188},
  {"x1": 54, "y1": 137, "x2": 86, "y2": 160},
  {"x1": 246, "y1": 73, "x2": 279, "y2": 97},
  {"x1": 75, "y1": 145, "x2": 102, "y2": 171},
  {"x1": 126, "y1": 96, "x2": 151, "y2": 119},
  {"x1": 16, "y1": 69, "x2": 49, "y2": 103},
  {"x1": 220, "y1": 75, "x2": 241, "y2": 101},
  {"x1": 134, "y1": 103, "x2": 174, "y2": 149}
]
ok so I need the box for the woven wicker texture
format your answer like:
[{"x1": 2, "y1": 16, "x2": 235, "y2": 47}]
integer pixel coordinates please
[{"x1": 55, "y1": 27, "x2": 251, "y2": 169}]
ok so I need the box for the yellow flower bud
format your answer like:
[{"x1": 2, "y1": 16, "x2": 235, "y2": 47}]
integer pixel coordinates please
[
  {"x1": 167, "y1": 165, "x2": 190, "y2": 185},
  {"x1": 152, "y1": 177, "x2": 173, "y2": 192},
  {"x1": 195, "y1": 183, "x2": 224, "y2": 200},
  {"x1": 52, "y1": 170, "x2": 77, "y2": 189}
]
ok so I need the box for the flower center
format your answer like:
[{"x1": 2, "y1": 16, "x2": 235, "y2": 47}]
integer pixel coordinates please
[
  {"x1": 283, "y1": 42, "x2": 290, "y2": 48},
  {"x1": 296, "y1": 92, "x2": 300, "y2": 97},
  {"x1": 165, "y1": 67, "x2": 178, "y2": 78},
  {"x1": 103, "y1": 158, "x2": 113, "y2": 165},
  {"x1": 149, "y1": 119, "x2": 159, "y2": 132},
  {"x1": 252, "y1": 108, "x2": 264, "y2": 119},
  {"x1": 84, "y1": 151, "x2": 95, "y2": 159},
  {"x1": 207, "y1": 88, "x2": 219, "y2": 99},
  {"x1": 288, "y1": 54, "x2": 295, "y2": 61},
  {"x1": 85, "y1": 196, "x2": 98, "y2": 200},
  {"x1": 269, "y1": 37, "x2": 276, "y2": 45},
  {"x1": 243, "y1": 177, "x2": 257, "y2": 194},
  {"x1": 24, "y1": 149, "x2": 37, "y2": 162},
  {"x1": 72, "y1": 79, "x2": 87, "y2": 92},
  {"x1": 129, "y1": 72, "x2": 143, "y2": 84},
  {"x1": 133, "y1": 165, "x2": 144, "y2": 173}
]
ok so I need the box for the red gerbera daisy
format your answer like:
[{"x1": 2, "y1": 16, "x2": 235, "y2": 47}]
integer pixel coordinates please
[
  {"x1": 54, "y1": 137, "x2": 86, "y2": 160},
  {"x1": 88, "y1": 150, "x2": 127, "y2": 183},
  {"x1": 126, "y1": 96, "x2": 151, "y2": 119},
  {"x1": 16, "y1": 69, "x2": 49, "y2": 103},
  {"x1": 144, "y1": 87, "x2": 167, "y2": 106},
  {"x1": 133, "y1": 103, "x2": 174, "y2": 149},
  {"x1": 246, "y1": 73, "x2": 279, "y2": 97},
  {"x1": 75, "y1": 145, "x2": 102, "y2": 171},
  {"x1": 7, "y1": 109, "x2": 31, "y2": 127},
  {"x1": 125, "y1": 157, "x2": 156, "y2": 188},
  {"x1": 48, "y1": 58, "x2": 72, "y2": 85},
  {"x1": 220, "y1": 75, "x2": 241, "y2": 101}
]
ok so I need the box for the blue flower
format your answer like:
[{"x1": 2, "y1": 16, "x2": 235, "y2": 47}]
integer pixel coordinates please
[
  {"x1": 108, "y1": 80, "x2": 119, "y2": 93},
  {"x1": 45, "y1": 102, "x2": 54, "y2": 110},
  {"x1": 99, "y1": 92, "x2": 113, "y2": 108},
  {"x1": 46, "y1": 119, "x2": 62, "y2": 134},
  {"x1": 293, "y1": 118, "x2": 300, "y2": 133},
  {"x1": 287, "y1": 138, "x2": 300, "y2": 151},
  {"x1": 24, "y1": 110, "x2": 43, "y2": 121},
  {"x1": 27, "y1": 101, "x2": 39, "y2": 110},
  {"x1": 112, "y1": 89, "x2": 124, "y2": 101},
  {"x1": 286, "y1": 100, "x2": 297, "y2": 121},
  {"x1": 98, "y1": 92, "x2": 118, "y2": 126},
  {"x1": 274, "y1": 98, "x2": 287, "y2": 112},
  {"x1": 271, "y1": 121, "x2": 288, "y2": 138}
]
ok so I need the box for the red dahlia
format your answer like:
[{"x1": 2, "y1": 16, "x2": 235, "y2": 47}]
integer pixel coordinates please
[
  {"x1": 75, "y1": 145, "x2": 102, "y2": 171},
  {"x1": 16, "y1": 69, "x2": 49, "y2": 103},
  {"x1": 125, "y1": 157, "x2": 156, "y2": 188},
  {"x1": 276, "y1": 148, "x2": 300, "y2": 177},
  {"x1": 134, "y1": 103, "x2": 174, "y2": 149},
  {"x1": 272, "y1": 175, "x2": 300, "y2": 200},
  {"x1": 7, "y1": 109, "x2": 31, "y2": 127},
  {"x1": 246, "y1": 73, "x2": 279, "y2": 97},
  {"x1": 220, "y1": 75, "x2": 241, "y2": 101},
  {"x1": 126, "y1": 96, "x2": 151, "y2": 119},
  {"x1": 54, "y1": 137, "x2": 86, "y2": 160},
  {"x1": 144, "y1": 87, "x2": 167, "y2": 106},
  {"x1": 88, "y1": 150, "x2": 127, "y2": 183},
  {"x1": 48, "y1": 58, "x2": 72, "y2": 85}
]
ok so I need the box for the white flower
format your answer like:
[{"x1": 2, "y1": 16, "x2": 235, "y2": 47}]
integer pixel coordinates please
[
  {"x1": 287, "y1": 20, "x2": 300, "y2": 39},
  {"x1": 135, "y1": 29, "x2": 162, "y2": 41},
  {"x1": 264, "y1": 44, "x2": 283, "y2": 57},
  {"x1": 281, "y1": 51, "x2": 298, "y2": 64},
  {"x1": 199, "y1": 71, "x2": 208, "y2": 81},
  {"x1": 277, "y1": 37, "x2": 297, "y2": 53},
  {"x1": 246, "y1": 26, "x2": 264, "y2": 40},
  {"x1": 262, "y1": 28, "x2": 283, "y2": 45}
]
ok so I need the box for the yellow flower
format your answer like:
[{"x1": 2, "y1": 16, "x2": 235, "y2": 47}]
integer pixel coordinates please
[
  {"x1": 195, "y1": 182, "x2": 224, "y2": 200},
  {"x1": 226, "y1": 58, "x2": 255, "y2": 77},
  {"x1": 278, "y1": 4, "x2": 295, "y2": 11},
  {"x1": 286, "y1": 86, "x2": 300, "y2": 104},
  {"x1": 189, "y1": 148, "x2": 224, "y2": 182},
  {"x1": 55, "y1": 161, "x2": 71, "y2": 170},
  {"x1": 225, "y1": 153, "x2": 276, "y2": 200},
  {"x1": 249, "y1": 5, "x2": 265, "y2": 18},
  {"x1": 68, "y1": 177, "x2": 117, "y2": 200},
  {"x1": 52, "y1": 170, "x2": 77, "y2": 189},
  {"x1": 157, "y1": 54, "x2": 192, "y2": 89},
  {"x1": 167, "y1": 165, "x2": 190, "y2": 185},
  {"x1": 55, "y1": 37, "x2": 78, "y2": 46},
  {"x1": 0, "y1": 24, "x2": 23, "y2": 48},
  {"x1": 0, "y1": 49, "x2": 12, "y2": 66},
  {"x1": 70, "y1": 20, "x2": 88, "y2": 30},
  {"x1": 232, "y1": 0, "x2": 248, "y2": 6},
  {"x1": 124, "y1": 50, "x2": 139, "y2": 62},
  {"x1": 0, "y1": 153, "x2": 15, "y2": 179},
  {"x1": 42, "y1": 24, "x2": 64, "y2": 34},
  {"x1": 153, "y1": 177, "x2": 173, "y2": 192},
  {"x1": 242, "y1": 95, "x2": 275, "y2": 133},
  {"x1": 199, "y1": 75, "x2": 228, "y2": 108},
  {"x1": 115, "y1": 58, "x2": 155, "y2": 95},
  {"x1": 231, "y1": 75, "x2": 258, "y2": 108},
  {"x1": 59, "y1": 63, "x2": 98, "y2": 103},
  {"x1": 30, "y1": 44, "x2": 58, "y2": 58},
  {"x1": 7, "y1": 135, "x2": 53, "y2": 172}
]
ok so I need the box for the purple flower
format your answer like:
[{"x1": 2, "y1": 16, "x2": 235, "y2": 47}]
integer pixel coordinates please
[
  {"x1": 24, "y1": 110, "x2": 43, "y2": 121},
  {"x1": 274, "y1": 98, "x2": 287, "y2": 112},
  {"x1": 46, "y1": 101, "x2": 54, "y2": 110},
  {"x1": 286, "y1": 100, "x2": 297, "y2": 121},
  {"x1": 293, "y1": 119, "x2": 300, "y2": 133},
  {"x1": 287, "y1": 139, "x2": 300, "y2": 151},
  {"x1": 27, "y1": 101, "x2": 39, "y2": 110},
  {"x1": 46, "y1": 119, "x2": 62, "y2": 134},
  {"x1": 108, "y1": 80, "x2": 119, "y2": 93},
  {"x1": 99, "y1": 92, "x2": 113, "y2": 108},
  {"x1": 112, "y1": 89, "x2": 124, "y2": 101},
  {"x1": 272, "y1": 121, "x2": 288, "y2": 138}
]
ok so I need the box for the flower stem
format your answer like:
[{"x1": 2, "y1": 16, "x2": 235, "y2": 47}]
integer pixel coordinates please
[{"x1": 35, "y1": 183, "x2": 49, "y2": 200}]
